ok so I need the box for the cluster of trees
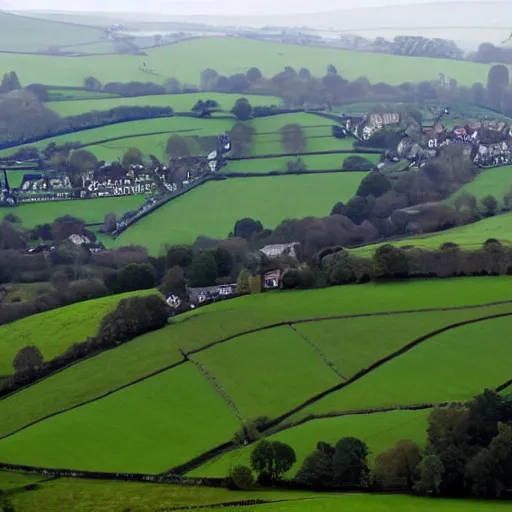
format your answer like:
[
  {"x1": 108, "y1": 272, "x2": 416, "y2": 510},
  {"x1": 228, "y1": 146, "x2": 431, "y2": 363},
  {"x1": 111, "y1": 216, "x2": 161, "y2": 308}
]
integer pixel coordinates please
[
  {"x1": 230, "y1": 391, "x2": 512, "y2": 499},
  {"x1": 83, "y1": 76, "x2": 187, "y2": 97}
]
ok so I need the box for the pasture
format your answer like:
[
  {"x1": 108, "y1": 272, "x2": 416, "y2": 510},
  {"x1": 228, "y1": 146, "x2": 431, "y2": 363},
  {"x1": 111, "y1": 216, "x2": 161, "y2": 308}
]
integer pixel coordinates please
[
  {"x1": 112, "y1": 173, "x2": 366, "y2": 254},
  {"x1": 0, "y1": 289, "x2": 159, "y2": 375},
  {"x1": 8, "y1": 195, "x2": 146, "y2": 228},
  {"x1": 190, "y1": 409, "x2": 431, "y2": 478},
  {"x1": 48, "y1": 93, "x2": 283, "y2": 116},
  {"x1": 0, "y1": 37, "x2": 493, "y2": 87}
]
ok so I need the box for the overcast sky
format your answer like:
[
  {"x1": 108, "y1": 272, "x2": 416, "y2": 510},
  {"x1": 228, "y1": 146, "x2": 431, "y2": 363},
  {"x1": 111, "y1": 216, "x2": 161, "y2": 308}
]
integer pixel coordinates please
[{"x1": 7, "y1": 0, "x2": 505, "y2": 15}]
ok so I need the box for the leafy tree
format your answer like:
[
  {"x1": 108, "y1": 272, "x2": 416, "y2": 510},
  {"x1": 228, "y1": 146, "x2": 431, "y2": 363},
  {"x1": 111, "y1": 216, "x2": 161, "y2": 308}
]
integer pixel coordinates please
[
  {"x1": 200, "y1": 68, "x2": 219, "y2": 91},
  {"x1": 159, "y1": 265, "x2": 186, "y2": 297},
  {"x1": 372, "y1": 244, "x2": 408, "y2": 278},
  {"x1": 373, "y1": 440, "x2": 421, "y2": 490},
  {"x1": 230, "y1": 465, "x2": 254, "y2": 490},
  {"x1": 296, "y1": 442, "x2": 334, "y2": 489},
  {"x1": 236, "y1": 268, "x2": 251, "y2": 294},
  {"x1": 166, "y1": 245, "x2": 194, "y2": 270},
  {"x1": 13, "y1": 345, "x2": 44, "y2": 373},
  {"x1": 465, "y1": 448, "x2": 497, "y2": 498},
  {"x1": 251, "y1": 440, "x2": 296, "y2": 482},
  {"x1": 481, "y1": 195, "x2": 498, "y2": 217},
  {"x1": 230, "y1": 122, "x2": 255, "y2": 157},
  {"x1": 414, "y1": 453, "x2": 444, "y2": 495},
  {"x1": 83, "y1": 76, "x2": 102, "y2": 90},
  {"x1": 280, "y1": 123, "x2": 306, "y2": 153},
  {"x1": 299, "y1": 68, "x2": 312, "y2": 80},
  {"x1": 25, "y1": 83, "x2": 49, "y2": 102},
  {"x1": 356, "y1": 171, "x2": 392, "y2": 198},
  {"x1": 122, "y1": 147, "x2": 144, "y2": 169},
  {"x1": 488, "y1": 422, "x2": 512, "y2": 493},
  {"x1": 166, "y1": 135, "x2": 191, "y2": 158},
  {"x1": 231, "y1": 98, "x2": 252, "y2": 121},
  {"x1": 246, "y1": 67, "x2": 263, "y2": 83},
  {"x1": 117, "y1": 262, "x2": 157, "y2": 293},
  {"x1": 332, "y1": 437, "x2": 369, "y2": 488},
  {"x1": 487, "y1": 64, "x2": 509, "y2": 110},
  {"x1": 68, "y1": 149, "x2": 98, "y2": 184},
  {"x1": 187, "y1": 251, "x2": 218, "y2": 287},
  {"x1": 1, "y1": 71, "x2": 21, "y2": 92},
  {"x1": 233, "y1": 218, "x2": 263, "y2": 240},
  {"x1": 212, "y1": 247, "x2": 234, "y2": 277},
  {"x1": 102, "y1": 212, "x2": 117, "y2": 234}
]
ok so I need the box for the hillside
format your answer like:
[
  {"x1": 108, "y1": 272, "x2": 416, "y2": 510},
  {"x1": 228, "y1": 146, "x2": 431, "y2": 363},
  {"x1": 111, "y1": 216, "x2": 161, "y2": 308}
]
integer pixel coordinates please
[
  {"x1": 0, "y1": 36, "x2": 495, "y2": 87},
  {"x1": 1, "y1": 277, "x2": 512, "y2": 474}
]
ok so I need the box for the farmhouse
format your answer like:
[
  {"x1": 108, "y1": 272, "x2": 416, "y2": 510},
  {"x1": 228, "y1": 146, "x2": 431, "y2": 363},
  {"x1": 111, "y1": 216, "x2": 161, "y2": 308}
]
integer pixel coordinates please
[
  {"x1": 260, "y1": 242, "x2": 300, "y2": 260},
  {"x1": 187, "y1": 283, "x2": 236, "y2": 304},
  {"x1": 263, "y1": 269, "x2": 282, "y2": 289}
]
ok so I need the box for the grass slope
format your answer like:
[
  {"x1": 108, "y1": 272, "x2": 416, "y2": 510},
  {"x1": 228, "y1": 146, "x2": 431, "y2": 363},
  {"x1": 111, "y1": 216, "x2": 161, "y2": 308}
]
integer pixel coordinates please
[
  {"x1": 0, "y1": 12, "x2": 102, "y2": 53},
  {"x1": 112, "y1": 173, "x2": 366, "y2": 254},
  {"x1": 192, "y1": 326, "x2": 341, "y2": 419},
  {"x1": 0, "y1": 37, "x2": 493, "y2": 87},
  {"x1": 449, "y1": 166, "x2": 512, "y2": 208},
  {"x1": 11, "y1": 195, "x2": 146, "y2": 228},
  {"x1": 1, "y1": 278, "x2": 512, "y2": 439},
  {"x1": 0, "y1": 289, "x2": 158, "y2": 375},
  {"x1": 289, "y1": 315, "x2": 512, "y2": 422},
  {"x1": 0, "y1": 363, "x2": 240, "y2": 473},
  {"x1": 191, "y1": 409, "x2": 431, "y2": 478},
  {"x1": 48, "y1": 93, "x2": 283, "y2": 116},
  {"x1": 0, "y1": 470, "x2": 43, "y2": 491}
]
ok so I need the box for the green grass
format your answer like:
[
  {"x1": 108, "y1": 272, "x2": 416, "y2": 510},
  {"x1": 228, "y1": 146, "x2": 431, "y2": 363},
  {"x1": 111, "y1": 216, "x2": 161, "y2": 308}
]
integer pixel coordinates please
[
  {"x1": 0, "y1": 363, "x2": 240, "y2": 473},
  {"x1": 47, "y1": 88, "x2": 120, "y2": 102},
  {"x1": 192, "y1": 326, "x2": 341, "y2": 419},
  {"x1": 289, "y1": 315, "x2": 512, "y2": 422},
  {"x1": 10, "y1": 195, "x2": 147, "y2": 228},
  {"x1": 353, "y1": 212, "x2": 512, "y2": 256},
  {"x1": 449, "y1": 167, "x2": 512, "y2": 208},
  {"x1": 112, "y1": 174, "x2": 366, "y2": 254},
  {"x1": 0, "y1": 37, "x2": 494, "y2": 87},
  {"x1": 0, "y1": 470, "x2": 44, "y2": 491},
  {"x1": 9, "y1": 477, "x2": 316, "y2": 512},
  {"x1": 223, "y1": 153, "x2": 379, "y2": 173},
  {"x1": 6, "y1": 170, "x2": 41, "y2": 188},
  {"x1": 191, "y1": 409, "x2": 431, "y2": 478},
  {"x1": 1, "y1": 278, "x2": 512, "y2": 439},
  {"x1": 0, "y1": 12, "x2": 103, "y2": 53},
  {"x1": 0, "y1": 289, "x2": 158, "y2": 375},
  {"x1": 2, "y1": 282, "x2": 51, "y2": 304},
  {"x1": 48, "y1": 93, "x2": 283, "y2": 116}
]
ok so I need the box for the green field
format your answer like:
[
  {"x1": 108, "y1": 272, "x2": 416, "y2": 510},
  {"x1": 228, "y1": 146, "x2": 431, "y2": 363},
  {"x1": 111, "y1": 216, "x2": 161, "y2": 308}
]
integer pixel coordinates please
[
  {"x1": 191, "y1": 409, "x2": 431, "y2": 478},
  {"x1": 288, "y1": 315, "x2": 512, "y2": 423},
  {"x1": 48, "y1": 93, "x2": 283, "y2": 116},
  {"x1": 223, "y1": 153, "x2": 379, "y2": 173},
  {"x1": 10, "y1": 195, "x2": 147, "y2": 228},
  {"x1": 0, "y1": 470, "x2": 44, "y2": 491},
  {"x1": 0, "y1": 37, "x2": 494, "y2": 87},
  {"x1": 449, "y1": 166, "x2": 512, "y2": 208},
  {"x1": 112, "y1": 173, "x2": 366, "y2": 254},
  {"x1": 0, "y1": 12, "x2": 103, "y2": 53},
  {"x1": 354, "y1": 212, "x2": 512, "y2": 255},
  {"x1": 0, "y1": 363, "x2": 240, "y2": 473},
  {"x1": 0, "y1": 289, "x2": 158, "y2": 375},
  {"x1": 47, "y1": 87, "x2": 120, "y2": 102}
]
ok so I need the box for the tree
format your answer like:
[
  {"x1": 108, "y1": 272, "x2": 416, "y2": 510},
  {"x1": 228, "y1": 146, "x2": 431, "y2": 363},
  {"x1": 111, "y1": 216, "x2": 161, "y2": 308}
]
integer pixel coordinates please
[
  {"x1": 356, "y1": 171, "x2": 392, "y2": 198},
  {"x1": 212, "y1": 247, "x2": 234, "y2": 277},
  {"x1": 230, "y1": 123, "x2": 255, "y2": 158},
  {"x1": 299, "y1": 68, "x2": 312, "y2": 80},
  {"x1": 481, "y1": 195, "x2": 498, "y2": 217},
  {"x1": 122, "y1": 147, "x2": 143, "y2": 169},
  {"x1": 166, "y1": 135, "x2": 191, "y2": 158},
  {"x1": 230, "y1": 465, "x2": 254, "y2": 490},
  {"x1": 236, "y1": 268, "x2": 251, "y2": 294},
  {"x1": 0, "y1": 496, "x2": 15, "y2": 512},
  {"x1": 465, "y1": 448, "x2": 497, "y2": 498},
  {"x1": 164, "y1": 77, "x2": 182, "y2": 94},
  {"x1": 246, "y1": 67, "x2": 263, "y2": 83},
  {"x1": 280, "y1": 123, "x2": 306, "y2": 153},
  {"x1": 373, "y1": 440, "x2": 422, "y2": 490},
  {"x1": 296, "y1": 442, "x2": 334, "y2": 489},
  {"x1": 83, "y1": 76, "x2": 102, "y2": 90},
  {"x1": 102, "y1": 212, "x2": 117, "y2": 234},
  {"x1": 25, "y1": 83, "x2": 49, "y2": 102},
  {"x1": 488, "y1": 422, "x2": 512, "y2": 493},
  {"x1": 286, "y1": 158, "x2": 307, "y2": 173},
  {"x1": 233, "y1": 218, "x2": 263, "y2": 240},
  {"x1": 231, "y1": 98, "x2": 252, "y2": 121},
  {"x1": 250, "y1": 440, "x2": 296, "y2": 483},
  {"x1": 414, "y1": 453, "x2": 444, "y2": 495},
  {"x1": 372, "y1": 244, "x2": 409, "y2": 278},
  {"x1": 487, "y1": 64, "x2": 509, "y2": 110},
  {"x1": 68, "y1": 149, "x2": 98, "y2": 184},
  {"x1": 13, "y1": 345, "x2": 44, "y2": 373},
  {"x1": 342, "y1": 155, "x2": 376, "y2": 171},
  {"x1": 332, "y1": 437, "x2": 369, "y2": 488},
  {"x1": 187, "y1": 251, "x2": 218, "y2": 287},
  {"x1": 1, "y1": 71, "x2": 21, "y2": 93},
  {"x1": 159, "y1": 265, "x2": 186, "y2": 297},
  {"x1": 117, "y1": 263, "x2": 157, "y2": 293},
  {"x1": 200, "y1": 68, "x2": 219, "y2": 91}
]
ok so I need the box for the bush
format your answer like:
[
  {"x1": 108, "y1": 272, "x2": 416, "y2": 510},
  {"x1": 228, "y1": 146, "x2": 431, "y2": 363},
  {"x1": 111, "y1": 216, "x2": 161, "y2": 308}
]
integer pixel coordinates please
[
  {"x1": 230, "y1": 465, "x2": 255, "y2": 490},
  {"x1": 13, "y1": 345, "x2": 44, "y2": 373},
  {"x1": 96, "y1": 294, "x2": 170, "y2": 347},
  {"x1": 117, "y1": 263, "x2": 157, "y2": 293}
]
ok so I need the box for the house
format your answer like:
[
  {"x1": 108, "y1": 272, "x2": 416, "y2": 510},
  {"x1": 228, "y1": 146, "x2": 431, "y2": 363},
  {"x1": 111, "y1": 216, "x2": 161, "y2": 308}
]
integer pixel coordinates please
[
  {"x1": 263, "y1": 269, "x2": 282, "y2": 289},
  {"x1": 260, "y1": 243, "x2": 300, "y2": 260},
  {"x1": 187, "y1": 283, "x2": 236, "y2": 304}
]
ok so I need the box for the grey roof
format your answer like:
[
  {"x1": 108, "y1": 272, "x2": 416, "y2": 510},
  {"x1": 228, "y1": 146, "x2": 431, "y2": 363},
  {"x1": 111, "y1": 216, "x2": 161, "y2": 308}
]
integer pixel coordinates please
[{"x1": 260, "y1": 243, "x2": 299, "y2": 258}]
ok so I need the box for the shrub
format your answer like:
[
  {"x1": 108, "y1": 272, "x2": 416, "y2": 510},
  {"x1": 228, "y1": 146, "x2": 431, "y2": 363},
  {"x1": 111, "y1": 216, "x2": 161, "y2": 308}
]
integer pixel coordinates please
[
  {"x1": 117, "y1": 263, "x2": 157, "y2": 293},
  {"x1": 13, "y1": 345, "x2": 44, "y2": 373},
  {"x1": 230, "y1": 465, "x2": 255, "y2": 490}
]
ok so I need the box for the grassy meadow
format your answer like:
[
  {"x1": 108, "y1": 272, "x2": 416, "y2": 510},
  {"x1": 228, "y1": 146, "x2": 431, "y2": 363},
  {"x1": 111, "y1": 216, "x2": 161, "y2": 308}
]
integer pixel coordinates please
[
  {"x1": 0, "y1": 37, "x2": 494, "y2": 87},
  {"x1": 1, "y1": 278, "x2": 512, "y2": 471},
  {"x1": 112, "y1": 173, "x2": 366, "y2": 254},
  {"x1": 0, "y1": 289, "x2": 159, "y2": 375}
]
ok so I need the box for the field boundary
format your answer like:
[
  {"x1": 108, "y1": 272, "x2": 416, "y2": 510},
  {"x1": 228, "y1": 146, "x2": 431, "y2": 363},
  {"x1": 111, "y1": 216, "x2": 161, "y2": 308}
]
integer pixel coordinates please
[{"x1": 2, "y1": 301, "x2": 512, "y2": 451}]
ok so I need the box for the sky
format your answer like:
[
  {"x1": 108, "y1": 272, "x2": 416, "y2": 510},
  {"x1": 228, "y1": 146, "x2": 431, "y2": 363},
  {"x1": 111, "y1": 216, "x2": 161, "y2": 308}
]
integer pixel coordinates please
[{"x1": 6, "y1": 0, "x2": 506, "y2": 15}]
